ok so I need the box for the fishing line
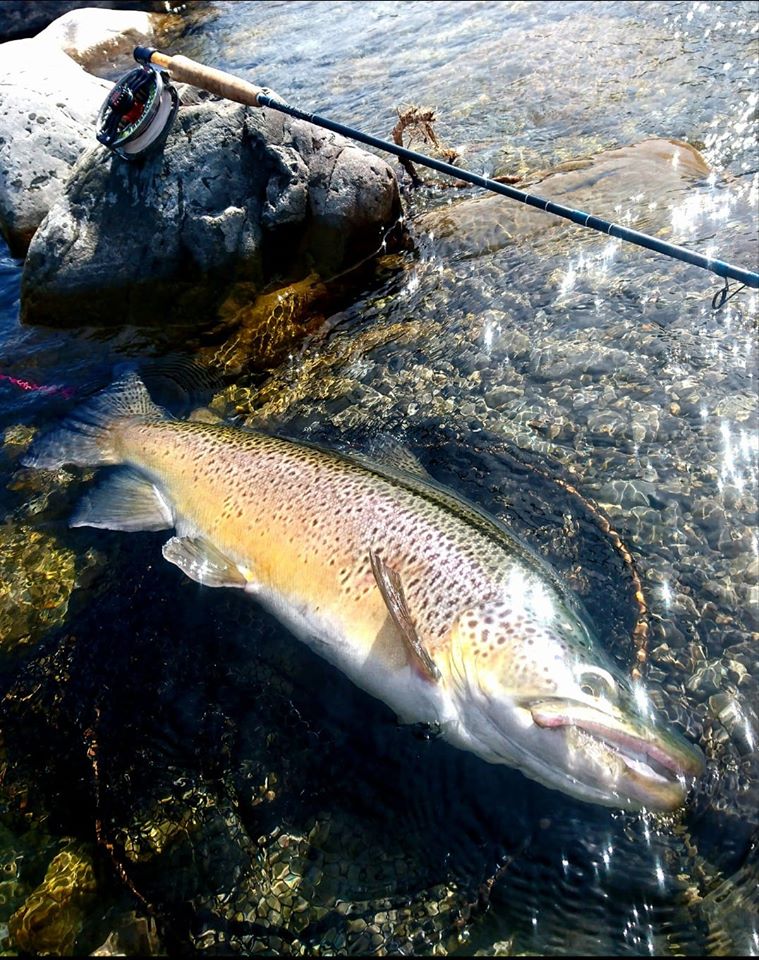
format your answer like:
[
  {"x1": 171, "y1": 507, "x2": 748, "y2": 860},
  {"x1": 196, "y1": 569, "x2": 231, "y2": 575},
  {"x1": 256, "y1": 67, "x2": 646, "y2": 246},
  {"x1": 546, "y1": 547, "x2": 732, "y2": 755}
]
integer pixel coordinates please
[{"x1": 95, "y1": 47, "x2": 759, "y2": 308}]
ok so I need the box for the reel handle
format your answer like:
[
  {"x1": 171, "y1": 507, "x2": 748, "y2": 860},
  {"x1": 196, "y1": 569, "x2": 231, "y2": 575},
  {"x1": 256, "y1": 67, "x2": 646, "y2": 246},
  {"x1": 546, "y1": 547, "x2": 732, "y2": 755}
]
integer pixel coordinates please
[{"x1": 134, "y1": 47, "x2": 264, "y2": 107}]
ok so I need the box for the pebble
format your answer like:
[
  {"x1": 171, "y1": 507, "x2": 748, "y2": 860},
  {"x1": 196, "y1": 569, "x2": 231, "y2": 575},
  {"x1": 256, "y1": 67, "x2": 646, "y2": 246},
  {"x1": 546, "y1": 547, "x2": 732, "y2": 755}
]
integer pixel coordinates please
[
  {"x1": 485, "y1": 384, "x2": 525, "y2": 408},
  {"x1": 686, "y1": 660, "x2": 727, "y2": 697}
]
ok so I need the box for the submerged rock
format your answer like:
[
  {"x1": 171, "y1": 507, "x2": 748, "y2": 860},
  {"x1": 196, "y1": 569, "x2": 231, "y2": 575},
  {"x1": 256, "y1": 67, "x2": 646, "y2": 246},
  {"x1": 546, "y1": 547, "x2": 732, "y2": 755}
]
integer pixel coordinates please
[
  {"x1": 8, "y1": 843, "x2": 97, "y2": 956},
  {"x1": 0, "y1": 7, "x2": 161, "y2": 257},
  {"x1": 214, "y1": 273, "x2": 331, "y2": 368},
  {"x1": 418, "y1": 139, "x2": 712, "y2": 258},
  {"x1": 90, "y1": 912, "x2": 163, "y2": 956},
  {"x1": 0, "y1": 523, "x2": 77, "y2": 657},
  {"x1": 21, "y1": 96, "x2": 401, "y2": 328}
]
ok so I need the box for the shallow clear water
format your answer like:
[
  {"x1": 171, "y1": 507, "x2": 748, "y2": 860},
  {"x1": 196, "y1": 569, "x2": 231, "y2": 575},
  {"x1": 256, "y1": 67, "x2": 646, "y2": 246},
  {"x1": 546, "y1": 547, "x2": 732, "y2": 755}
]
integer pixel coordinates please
[{"x1": 1, "y1": 1, "x2": 758, "y2": 955}]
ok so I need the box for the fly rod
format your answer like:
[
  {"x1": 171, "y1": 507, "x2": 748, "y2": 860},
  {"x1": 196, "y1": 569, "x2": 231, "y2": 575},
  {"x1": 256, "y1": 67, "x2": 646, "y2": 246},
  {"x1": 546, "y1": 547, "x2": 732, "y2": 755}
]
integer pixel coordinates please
[{"x1": 96, "y1": 46, "x2": 759, "y2": 302}]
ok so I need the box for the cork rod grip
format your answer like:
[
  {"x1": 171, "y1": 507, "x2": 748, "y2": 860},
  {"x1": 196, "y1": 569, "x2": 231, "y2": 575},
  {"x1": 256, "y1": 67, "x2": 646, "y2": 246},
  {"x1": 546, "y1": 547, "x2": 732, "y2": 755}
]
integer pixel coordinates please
[{"x1": 148, "y1": 50, "x2": 264, "y2": 107}]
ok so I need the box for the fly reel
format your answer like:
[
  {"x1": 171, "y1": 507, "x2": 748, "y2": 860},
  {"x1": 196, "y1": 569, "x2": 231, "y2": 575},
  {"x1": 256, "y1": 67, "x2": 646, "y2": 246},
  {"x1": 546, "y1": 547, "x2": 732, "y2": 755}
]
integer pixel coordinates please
[{"x1": 96, "y1": 56, "x2": 179, "y2": 160}]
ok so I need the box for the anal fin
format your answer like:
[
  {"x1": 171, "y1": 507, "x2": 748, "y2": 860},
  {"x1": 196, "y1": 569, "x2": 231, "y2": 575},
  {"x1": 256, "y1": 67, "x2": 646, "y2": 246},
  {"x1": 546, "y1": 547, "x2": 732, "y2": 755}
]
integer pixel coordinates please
[
  {"x1": 71, "y1": 467, "x2": 173, "y2": 531},
  {"x1": 163, "y1": 536, "x2": 248, "y2": 589},
  {"x1": 369, "y1": 549, "x2": 441, "y2": 683}
]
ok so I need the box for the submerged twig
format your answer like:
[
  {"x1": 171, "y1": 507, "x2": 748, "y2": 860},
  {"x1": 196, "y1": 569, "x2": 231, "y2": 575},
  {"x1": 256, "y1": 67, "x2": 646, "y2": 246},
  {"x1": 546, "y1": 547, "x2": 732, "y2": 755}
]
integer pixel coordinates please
[
  {"x1": 390, "y1": 104, "x2": 522, "y2": 190},
  {"x1": 84, "y1": 707, "x2": 153, "y2": 913},
  {"x1": 391, "y1": 105, "x2": 458, "y2": 187}
]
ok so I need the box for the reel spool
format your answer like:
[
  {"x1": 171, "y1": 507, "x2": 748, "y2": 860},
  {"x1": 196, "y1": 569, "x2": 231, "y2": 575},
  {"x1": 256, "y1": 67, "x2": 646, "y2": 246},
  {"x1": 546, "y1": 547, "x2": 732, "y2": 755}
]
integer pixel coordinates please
[{"x1": 96, "y1": 61, "x2": 179, "y2": 160}]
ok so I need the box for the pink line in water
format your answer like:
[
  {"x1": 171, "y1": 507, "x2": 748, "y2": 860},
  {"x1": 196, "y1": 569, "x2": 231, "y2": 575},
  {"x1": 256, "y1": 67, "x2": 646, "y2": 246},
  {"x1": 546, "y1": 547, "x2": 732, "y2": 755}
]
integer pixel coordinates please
[{"x1": 0, "y1": 372, "x2": 75, "y2": 399}]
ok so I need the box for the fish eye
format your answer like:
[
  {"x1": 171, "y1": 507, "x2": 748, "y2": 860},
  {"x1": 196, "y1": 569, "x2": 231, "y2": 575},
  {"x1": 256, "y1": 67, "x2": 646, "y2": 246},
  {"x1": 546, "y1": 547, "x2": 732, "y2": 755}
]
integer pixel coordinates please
[{"x1": 578, "y1": 667, "x2": 617, "y2": 702}]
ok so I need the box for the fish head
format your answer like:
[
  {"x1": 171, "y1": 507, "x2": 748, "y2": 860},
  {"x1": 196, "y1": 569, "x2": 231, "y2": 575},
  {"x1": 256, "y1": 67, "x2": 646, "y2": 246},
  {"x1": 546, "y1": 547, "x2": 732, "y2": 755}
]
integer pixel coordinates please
[{"x1": 447, "y1": 581, "x2": 705, "y2": 812}]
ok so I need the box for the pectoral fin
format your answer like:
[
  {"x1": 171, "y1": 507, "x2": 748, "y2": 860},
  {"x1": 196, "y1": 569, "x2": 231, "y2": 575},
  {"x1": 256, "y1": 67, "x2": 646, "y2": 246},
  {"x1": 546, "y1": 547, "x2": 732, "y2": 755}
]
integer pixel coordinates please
[
  {"x1": 163, "y1": 536, "x2": 248, "y2": 588},
  {"x1": 369, "y1": 549, "x2": 441, "y2": 683}
]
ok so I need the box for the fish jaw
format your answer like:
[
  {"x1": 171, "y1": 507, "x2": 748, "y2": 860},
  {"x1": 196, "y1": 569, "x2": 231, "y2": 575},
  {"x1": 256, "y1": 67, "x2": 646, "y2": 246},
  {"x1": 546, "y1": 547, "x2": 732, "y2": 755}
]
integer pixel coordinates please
[
  {"x1": 444, "y1": 684, "x2": 703, "y2": 811},
  {"x1": 529, "y1": 698, "x2": 705, "y2": 812},
  {"x1": 443, "y1": 589, "x2": 705, "y2": 811},
  {"x1": 445, "y1": 628, "x2": 704, "y2": 810}
]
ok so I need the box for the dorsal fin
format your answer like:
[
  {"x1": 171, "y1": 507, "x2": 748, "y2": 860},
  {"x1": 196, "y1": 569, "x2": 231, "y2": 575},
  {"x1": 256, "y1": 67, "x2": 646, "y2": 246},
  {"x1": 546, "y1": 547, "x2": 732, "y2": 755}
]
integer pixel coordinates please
[
  {"x1": 369, "y1": 549, "x2": 441, "y2": 684},
  {"x1": 361, "y1": 435, "x2": 431, "y2": 480}
]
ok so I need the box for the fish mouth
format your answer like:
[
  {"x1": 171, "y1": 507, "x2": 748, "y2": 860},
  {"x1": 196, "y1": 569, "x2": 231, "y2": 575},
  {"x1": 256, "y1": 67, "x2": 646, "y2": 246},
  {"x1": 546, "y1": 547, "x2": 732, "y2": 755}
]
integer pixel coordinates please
[{"x1": 530, "y1": 699, "x2": 706, "y2": 812}]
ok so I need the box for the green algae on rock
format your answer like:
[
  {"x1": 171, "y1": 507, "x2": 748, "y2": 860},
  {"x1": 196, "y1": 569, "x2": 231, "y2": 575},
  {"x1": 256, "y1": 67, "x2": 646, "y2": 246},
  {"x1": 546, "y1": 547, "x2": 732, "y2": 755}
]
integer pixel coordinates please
[{"x1": 0, "y1": 525, "x2": 77, "y2": 656}]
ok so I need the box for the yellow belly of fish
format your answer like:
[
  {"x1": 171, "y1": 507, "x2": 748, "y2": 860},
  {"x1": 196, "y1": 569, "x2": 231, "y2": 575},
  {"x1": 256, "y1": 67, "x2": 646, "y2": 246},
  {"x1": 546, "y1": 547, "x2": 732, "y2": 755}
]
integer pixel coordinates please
[{"x1": 141, "y1": 486, "x2": 446, "y2": 727}]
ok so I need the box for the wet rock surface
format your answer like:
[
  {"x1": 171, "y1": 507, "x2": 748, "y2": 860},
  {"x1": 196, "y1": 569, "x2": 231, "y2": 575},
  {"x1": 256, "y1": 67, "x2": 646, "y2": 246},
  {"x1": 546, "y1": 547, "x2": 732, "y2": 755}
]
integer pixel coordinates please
[
  {"x1": 0, "y1": 1, "x2": 179, "y2": 43},
  {"x1": 0, "y1": 7, "x2": 162, "y2": 258},
  {"x1": 21, "y1": 95, "x2": 401, "y2": 329}
]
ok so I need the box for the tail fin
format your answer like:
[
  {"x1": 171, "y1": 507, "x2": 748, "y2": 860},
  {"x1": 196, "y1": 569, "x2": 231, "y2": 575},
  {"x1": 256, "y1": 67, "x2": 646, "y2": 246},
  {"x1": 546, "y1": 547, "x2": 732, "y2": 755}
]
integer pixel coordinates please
[{"x1": 22, "y1": 370, "x2": 166, "y2": 470}]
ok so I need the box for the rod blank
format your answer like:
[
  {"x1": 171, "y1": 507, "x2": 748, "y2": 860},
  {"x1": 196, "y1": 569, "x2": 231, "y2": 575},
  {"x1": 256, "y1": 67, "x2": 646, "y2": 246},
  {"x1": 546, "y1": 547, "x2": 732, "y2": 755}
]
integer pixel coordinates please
[{"x1": 135, "y1": 47, "x2": 759, "y2": 291}]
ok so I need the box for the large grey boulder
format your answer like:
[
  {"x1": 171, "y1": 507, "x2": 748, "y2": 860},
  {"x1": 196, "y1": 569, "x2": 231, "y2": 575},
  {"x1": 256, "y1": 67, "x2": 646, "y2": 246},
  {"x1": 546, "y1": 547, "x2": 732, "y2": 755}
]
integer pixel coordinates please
[
  {"x1": 34, "y1": 5, "x2": 160, "y2": 74},
  {"x1": 21, "y1": 98, "x2": 401, "y2": 327},
  {"x1": 0, "y1": 40, "x2": 110, "y2": 257},
  {"x1": 0, "y1": 8, "x2": 159, "y2": 256},
  {"x1": 0, "y1": 1, "x2": 174, "y2": 42}
]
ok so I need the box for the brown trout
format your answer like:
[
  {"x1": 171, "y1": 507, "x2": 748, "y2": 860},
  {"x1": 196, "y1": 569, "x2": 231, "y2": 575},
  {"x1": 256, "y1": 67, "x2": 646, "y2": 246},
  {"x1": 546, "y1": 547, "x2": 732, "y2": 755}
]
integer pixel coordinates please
[{"x1": 25, "y1": 372, "x2": 704, "y2": 811}]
